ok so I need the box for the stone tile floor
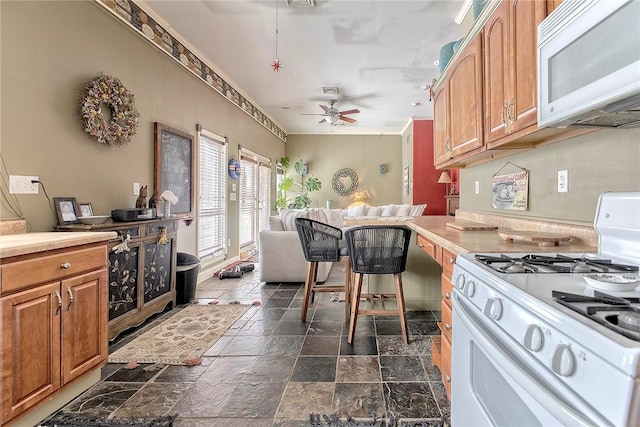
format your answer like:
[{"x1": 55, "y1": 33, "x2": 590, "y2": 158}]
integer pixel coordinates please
[{"x1": 41, "y1": 263, "x2": 450, "y2": 426}]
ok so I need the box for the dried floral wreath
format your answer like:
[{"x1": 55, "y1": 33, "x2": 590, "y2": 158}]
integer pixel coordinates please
[{"x1": 79, "y1": 74, "x2": 140, "y2": 147}]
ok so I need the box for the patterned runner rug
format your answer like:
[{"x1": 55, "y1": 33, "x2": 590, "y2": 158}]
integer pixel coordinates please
[{"x1": 108, "y1": 304, "x2": 250, "y2": 365}]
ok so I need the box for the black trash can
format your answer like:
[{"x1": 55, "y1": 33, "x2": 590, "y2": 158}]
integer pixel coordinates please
[{"x1": 176, "y1": 252, "x2": 200, "y2": 305}]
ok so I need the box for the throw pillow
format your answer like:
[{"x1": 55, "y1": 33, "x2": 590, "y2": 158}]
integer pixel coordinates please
[
  {"x1": 347, "y1": 204, "x2": 366, "y2": 217},
  {"x1": 279, "y1": 209, "x2": 307, "y2": 231},
  {"x1": 325, "y1": 208, "x2": 345, "y2": 228},
  {"x1": 381, "y1": 204, "x2": 398, "y2": 216},
  {"x1": 409, "y1": 204, "x2": 427, "y2": 216},
  {"x1": 396, "y1": 204, "x2": 411, "y2": 216},
  {"x1": 367, "y1": 206, "x2": 382, "y2": 217}
]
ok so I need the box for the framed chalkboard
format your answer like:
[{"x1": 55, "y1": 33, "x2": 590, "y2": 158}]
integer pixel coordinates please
[{"x1": 154, "y1": 122, "x2": 194, "y2": 216}]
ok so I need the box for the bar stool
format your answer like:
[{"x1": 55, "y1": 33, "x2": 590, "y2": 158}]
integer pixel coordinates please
[
  {"x1": 294, "y1": 218, "x2": 351, "y2": 322},
  {"x1": 344, "y1": 225, "x2": 412, "y2": 344}
]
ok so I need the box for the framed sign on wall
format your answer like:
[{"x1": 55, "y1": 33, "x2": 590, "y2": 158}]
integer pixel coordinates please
[{"x1": 154, "y1": 122, "x2": 195, "y2": 217}]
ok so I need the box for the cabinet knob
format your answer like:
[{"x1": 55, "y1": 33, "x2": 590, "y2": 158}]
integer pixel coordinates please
[
  {"x1": 445, "y1": 374, "x2": 451, "y2": 383},
  {"x1": 449, "y1": 256, "x2": 455, "y2": 264},
  {"x1": 445, "y1": 292, "x2": 451, "y2": 299},
  {"x1": 60, "y1": 262, "x2": 71, "y2": 269},
  {"x1": 445, "y1": 323, "x2": 452, "y2": 331}
]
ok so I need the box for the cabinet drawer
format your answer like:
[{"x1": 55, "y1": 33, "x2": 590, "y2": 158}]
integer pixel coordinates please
[
  {"x1": 441, "y1": 273, "x2": 453, "y2": 304},
  {"x1": 441, "y1": 334, "x2": 452, "y2": 398},
  {"x1": 440, "y1": 299, "x2": 452, "y2": 343},
  {"x1": 1, "y1": 246, "x2": 106, "y2": 294},
  {"x1": 416, "y1": 234, "x2": 442, "y2": 265},
  {"x1": 442, "y1": 248, "x2": 457, "y2": 278}
]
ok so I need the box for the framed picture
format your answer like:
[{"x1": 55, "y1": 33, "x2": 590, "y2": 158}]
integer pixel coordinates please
[
  {"x1": 154, "y1": 122, "x2": 194, "y2": 216},
  {"x1": 78, "y1": 203, "x2": 94, "y2": 217},
  {"x1": 54, "y1": 197, "x2": 80, "y2": 225}
]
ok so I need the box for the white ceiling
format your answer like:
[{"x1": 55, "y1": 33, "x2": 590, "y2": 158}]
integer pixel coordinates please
[{"x1": 144, "y1": 0, "x2": 465, "y2": 136}]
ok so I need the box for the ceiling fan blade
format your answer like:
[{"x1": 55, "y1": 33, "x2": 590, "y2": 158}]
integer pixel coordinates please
[
  {"x1": 318, "y1": 118, "x2": 327, "y2": 124},
  {"x1": 339, "y1": 115, "x2": 356, "y2": 123},
  {"x1": 319, "y1": 105, "x2": 330, "y2": 113},
  {"x1": 300, "y1": 113, "x2": 326, "y2": 116},
  {"x1": 339, "y1": 109, "x2": 360, "y2": 115}
]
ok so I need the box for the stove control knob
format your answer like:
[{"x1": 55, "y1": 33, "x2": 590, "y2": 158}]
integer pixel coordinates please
[
  {"x1": 523, "y1": 325, "x2": 544, "y2": 352},
  {"x1": 455, "y1": 274, "x2": 466, "y2": 290},
  {"x1": 483, "y1": 297, "x2": 503, "y2": 320},
  {"x1": 551, "y1": 344, "x2": 576, "y2": 377},
  {"x1": 464, "y1": 281, "x2": 476, "y2": 298}
]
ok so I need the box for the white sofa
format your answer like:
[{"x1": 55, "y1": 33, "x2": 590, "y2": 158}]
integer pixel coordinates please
[{"x1": 259, "y1": 204, "x2": 426, "y2": 283}]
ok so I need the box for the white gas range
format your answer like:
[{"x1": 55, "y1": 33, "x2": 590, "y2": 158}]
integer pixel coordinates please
[{"x1": 451, "y1": 192, "x2": 640, "y2": 427}]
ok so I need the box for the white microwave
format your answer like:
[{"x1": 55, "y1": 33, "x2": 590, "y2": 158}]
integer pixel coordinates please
[{"x1": 538, "y1": 0, "x2": 640, "y2": 129}]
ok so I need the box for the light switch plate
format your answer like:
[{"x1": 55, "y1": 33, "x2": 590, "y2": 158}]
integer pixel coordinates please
[
  {"x1": 558, "y1": 170, "x2": 568, "y2": 192},
  {"x1": 475, "y1": 181, "x2": 480, "y2": 194},
  {"x1": 230, "y1": 192, "x2": 237, "y2": 201}
]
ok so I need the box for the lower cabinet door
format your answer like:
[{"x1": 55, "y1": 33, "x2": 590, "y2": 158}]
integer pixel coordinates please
[
  {"x1": 1, "y1": 282, "x2": 61, "y2": 423},
  {"x1": 62, "y1": 270, "x2": 108, "y2": 384}
]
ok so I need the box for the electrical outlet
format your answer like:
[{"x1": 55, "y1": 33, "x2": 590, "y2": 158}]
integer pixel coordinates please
[
  {"x1": 558, "y1": 170, "x2": 568, "y2": 193},
  {"x1": 133, "y1": 182, "x2": 140, "y2": 196},
  {"x1": 475, "y1": 181, "x2": 480, "y2": 194},
  {"x1": 9, "y1": 175, "x2": 39, "y2": 194}
]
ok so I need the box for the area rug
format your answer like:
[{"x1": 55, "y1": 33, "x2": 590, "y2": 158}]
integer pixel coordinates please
[
  {"x1": 41, "y1": 413, "x2": 177, "y2": 427},
  {"x1": 108, "y1": 304, "x2": 250, "y2": 365},
  {"x1": 309, "y1": 414, "x2": 448, "y2": 427}
]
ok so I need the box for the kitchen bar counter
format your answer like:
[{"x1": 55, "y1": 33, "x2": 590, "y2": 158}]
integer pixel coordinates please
[
  {"x1": 0, "y1": 231, "x2": 117, "y2": 258},
  {"x1": 408, "y1": 215, "x2": 598, "y2": 255}
]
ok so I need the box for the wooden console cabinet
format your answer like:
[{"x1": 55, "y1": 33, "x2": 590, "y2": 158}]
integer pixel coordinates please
[
  {"x1": 1, "y1": 237, "x2": 111, "y2": 425},
  {"x1": 58, "y1": 218, "x2": 178, "y2": 340}
]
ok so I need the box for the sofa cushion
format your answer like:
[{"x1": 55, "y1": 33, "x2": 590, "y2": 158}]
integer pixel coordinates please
[
  {"x1": 347, "y1": 204, "x2": 366, "y2": 217},
  {"x1": 279, "y1": 209, "x2": 308, "y2": 231}
]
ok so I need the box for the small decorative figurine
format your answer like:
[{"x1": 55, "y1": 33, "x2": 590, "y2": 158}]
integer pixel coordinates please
[
  {"x1": 135, "y1": 185, "x2": 148, "y2": 208},
  {"x1": 149, "y1": 190, "x2": 160, "y2": 209}
]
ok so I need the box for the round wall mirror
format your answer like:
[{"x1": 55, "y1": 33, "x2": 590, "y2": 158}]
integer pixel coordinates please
[{"x1": 331, "y1": 168, "x2": 359, "y2": 197}]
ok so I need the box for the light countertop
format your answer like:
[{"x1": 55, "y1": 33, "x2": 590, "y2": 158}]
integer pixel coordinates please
[
  {"x1": 409, "y1": 216, "x2": 598, "y2": 255},
  {"x1": 0, "y1": 232, "x2": 118, "y2": 258}
]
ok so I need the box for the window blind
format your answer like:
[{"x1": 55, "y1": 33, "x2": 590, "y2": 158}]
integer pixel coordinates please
[
  {"x1": 239, "y1": 157, "x2": 257, "y2": 247},
  {"x1": 198, "y1": 129, "x2": 227, "y2": 261}
]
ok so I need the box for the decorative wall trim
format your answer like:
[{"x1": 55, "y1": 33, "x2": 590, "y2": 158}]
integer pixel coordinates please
[{"x1": 96, "y1": 0, "x2": 287, "y2": 142}]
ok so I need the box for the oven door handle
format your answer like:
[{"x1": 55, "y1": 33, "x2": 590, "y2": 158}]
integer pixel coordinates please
[{"x1": 454, "y1": 293, "x2": 612, "y2": 427}]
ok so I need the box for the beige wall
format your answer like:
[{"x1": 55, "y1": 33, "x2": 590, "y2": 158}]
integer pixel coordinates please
[
  {"x1": 460, "y1": 128, "x2": 640, "y2": 223},
  {"x1": 284, "y1": 134, "x2": 403, "y2": 209},
  {"x1": 0, "y1": 1, "x2": 284, "y2": 259}
]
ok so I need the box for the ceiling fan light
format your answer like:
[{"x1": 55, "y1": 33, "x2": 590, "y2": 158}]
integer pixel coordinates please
[{"x1": 326, "y1": 115, "x2": 339, "y2": 124}]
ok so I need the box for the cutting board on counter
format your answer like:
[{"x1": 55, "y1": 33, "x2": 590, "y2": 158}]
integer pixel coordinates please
[
  {"x1": 498, "y1": 229, "x2": 571, "y2": 246},
  {"x1": 446, "y1": 220, "x2": 498, "y2": 231}
]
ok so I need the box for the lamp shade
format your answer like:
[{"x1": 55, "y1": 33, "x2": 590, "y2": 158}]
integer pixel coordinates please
[{"x1": 437, "y1": 171, "x2": 452, "y2": 184}]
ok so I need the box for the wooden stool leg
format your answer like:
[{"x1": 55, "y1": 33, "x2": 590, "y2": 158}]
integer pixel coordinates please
[
  {"x1": 301, "y1": 261, "x2": 318, "y2": 322},
  {"x1": 342, "y1": 257, "x2": 351, "y2": 323},
  {"x1": 394, "y1": 273, "x2": 409, "y2": 344},
  {"x1": 348, "y1": 273, "x2": 363, "y2": 344}
]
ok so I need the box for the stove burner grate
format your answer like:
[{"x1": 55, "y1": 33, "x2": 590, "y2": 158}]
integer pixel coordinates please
[
  {"x1": 553, "y1": 290, "x2": 640, "y2": 341},
  {"x1": 476, "y1": 254, "x2": 639, "y2": 274}
]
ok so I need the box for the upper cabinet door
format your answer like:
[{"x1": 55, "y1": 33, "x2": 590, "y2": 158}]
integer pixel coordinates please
[
  {"x1": 509, "y1": 0, "x2": 546, "y2": 134},
  {"x1": 433, "y1": 84, "x2": 451, "y2": 166},
  {"x1": 448, "y1": 35, "x2": 484, "y2": 158},
  {"x1": 484, "y1": 2, "x2": 510, "y2": 144}
]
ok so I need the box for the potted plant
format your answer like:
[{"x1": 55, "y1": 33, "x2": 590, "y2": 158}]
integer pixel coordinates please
[{"x1": 276, "y1": 157, "x2": 322, "y2": 211}]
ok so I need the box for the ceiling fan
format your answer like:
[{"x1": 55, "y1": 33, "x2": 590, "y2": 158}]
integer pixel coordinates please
[{"x1": 301, "y1": 99, "x2": 360, "y2": 125}]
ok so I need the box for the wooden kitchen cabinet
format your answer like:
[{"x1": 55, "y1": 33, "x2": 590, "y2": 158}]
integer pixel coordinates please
[
  {"x1": 484, "y1": 0, "x2": 546, "y2": 148},
  {"x1": 416, "y1": 233, "x2": 456, "y2": 399},
  {"x1": 1, "y1": 244, "x2": 108, "y2": 425},
  {"x1": 433, "y1": 34, "x2": 484, "y2": 168},
  {"x1": 448, "y1": 35, "x2": 484, "y2": 159},
  {"x1": 59, "y1": 218, "x2": 178, "y2": 340}
]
